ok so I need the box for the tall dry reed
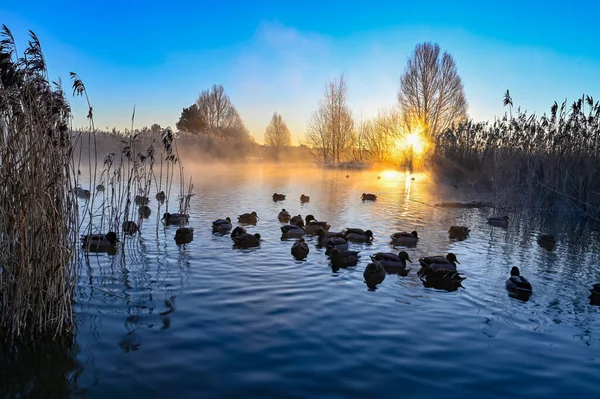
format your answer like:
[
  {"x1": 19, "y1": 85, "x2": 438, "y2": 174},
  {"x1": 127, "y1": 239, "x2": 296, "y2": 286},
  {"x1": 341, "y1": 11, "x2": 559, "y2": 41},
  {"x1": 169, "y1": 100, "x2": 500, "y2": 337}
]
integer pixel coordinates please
[{"x1": 0, "y1": 26, "x2": 78, "y2": 341}]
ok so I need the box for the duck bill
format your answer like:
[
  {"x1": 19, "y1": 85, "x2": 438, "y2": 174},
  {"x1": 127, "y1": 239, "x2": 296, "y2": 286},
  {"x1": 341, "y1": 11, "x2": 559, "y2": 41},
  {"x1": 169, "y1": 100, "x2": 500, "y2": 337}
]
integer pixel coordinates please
[
  {"x1": 455, "y1": 260, "x2": 460, "y2": 264},
  {"x1": 407, "y1": 257, "x2": 413, "y2": 263}
]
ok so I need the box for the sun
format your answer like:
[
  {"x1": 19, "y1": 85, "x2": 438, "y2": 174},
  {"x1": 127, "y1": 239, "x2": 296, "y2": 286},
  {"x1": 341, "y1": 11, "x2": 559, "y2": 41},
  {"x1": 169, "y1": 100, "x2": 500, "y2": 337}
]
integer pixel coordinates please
[{"x1": 394, "y1": 130, "x2": 427, "y2": 156}]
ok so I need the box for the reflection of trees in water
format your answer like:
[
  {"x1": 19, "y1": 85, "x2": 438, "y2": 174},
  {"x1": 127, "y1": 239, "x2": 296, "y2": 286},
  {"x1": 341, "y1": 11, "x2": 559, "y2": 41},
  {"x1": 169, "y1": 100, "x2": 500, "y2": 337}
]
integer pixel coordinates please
[{"x1": 0, "y1": 335, "x2": 81, "y2": 398}]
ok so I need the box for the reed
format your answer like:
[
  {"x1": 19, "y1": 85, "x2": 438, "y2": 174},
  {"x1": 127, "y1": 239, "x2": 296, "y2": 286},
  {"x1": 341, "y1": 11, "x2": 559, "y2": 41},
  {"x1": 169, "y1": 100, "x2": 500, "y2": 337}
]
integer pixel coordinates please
[
  {"x1": 430, "y1": 92, "x2": 600, "y2": 220},
  {"x1": 0, "y1": 26, "x2": 78, "y2": 341}
]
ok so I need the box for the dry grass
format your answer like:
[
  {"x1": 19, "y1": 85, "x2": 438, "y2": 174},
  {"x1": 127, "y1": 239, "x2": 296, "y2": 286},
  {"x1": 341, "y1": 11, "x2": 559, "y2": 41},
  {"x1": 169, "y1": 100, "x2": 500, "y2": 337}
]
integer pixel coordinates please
[
  {"x1": 0, "y1": 26, "x2": 78, "y2": 341},
  {"x1": 429, "y1": 92, "x2": 600, "y2": 219}
]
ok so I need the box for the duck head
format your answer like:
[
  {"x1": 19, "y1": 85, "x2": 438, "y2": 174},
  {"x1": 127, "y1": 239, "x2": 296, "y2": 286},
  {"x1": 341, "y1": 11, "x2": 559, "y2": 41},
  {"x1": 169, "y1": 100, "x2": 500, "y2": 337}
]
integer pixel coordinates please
[
  {"x1": 365, "y1": 230, "x2": 374, "y2": 239},
  {"x1": 251, "y1": 211, "x2": 258, "y2": 218},
  {"x1": 161, "y1": 212, "x2": 170, "y2": 220},
  {"x1": 446, "y1": 253, "x2": 460, "y2": 264},
  {"x1": 254, "y1": 233, "x2": 261, "y2": 240},
  {"x1": 411, "y1": 231, "x2": 418, "y2": 238},
  {"x1": 226, "y1": 217, "x2": 231, "y2": 222},
  {"x1": 398, "y1": 251, "x2": 412, "y2": 262},
  {"x1": 510, "y1": 266, "x2": 520, "y2": 276},
  {"x1": 305, "y1": 214, "x2": 316, "y2": 223},
  {"x1": 106, "y1": 232, "x2": 119, "y2": 244}
]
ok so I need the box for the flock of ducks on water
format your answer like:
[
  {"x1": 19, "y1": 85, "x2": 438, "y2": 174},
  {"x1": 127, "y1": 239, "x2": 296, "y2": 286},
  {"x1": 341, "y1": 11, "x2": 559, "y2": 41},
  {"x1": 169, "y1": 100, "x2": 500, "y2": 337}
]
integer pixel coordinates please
[{"x1": 80, "y1": 189, "x2": 600, "y2": 300}]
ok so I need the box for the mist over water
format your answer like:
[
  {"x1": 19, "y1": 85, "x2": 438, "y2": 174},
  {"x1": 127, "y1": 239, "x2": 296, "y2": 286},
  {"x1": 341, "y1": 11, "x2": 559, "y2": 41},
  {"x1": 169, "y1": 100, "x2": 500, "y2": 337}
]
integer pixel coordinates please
[{"x1": 28, "y1": 165, "x2": 600, "y2": 398}]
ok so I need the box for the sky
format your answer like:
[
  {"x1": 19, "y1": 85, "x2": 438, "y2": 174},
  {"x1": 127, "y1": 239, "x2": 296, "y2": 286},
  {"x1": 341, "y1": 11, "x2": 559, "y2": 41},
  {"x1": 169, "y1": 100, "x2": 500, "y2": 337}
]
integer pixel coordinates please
[{"x1": 2, "y1": 0, "x2": 599, "y2": 144}]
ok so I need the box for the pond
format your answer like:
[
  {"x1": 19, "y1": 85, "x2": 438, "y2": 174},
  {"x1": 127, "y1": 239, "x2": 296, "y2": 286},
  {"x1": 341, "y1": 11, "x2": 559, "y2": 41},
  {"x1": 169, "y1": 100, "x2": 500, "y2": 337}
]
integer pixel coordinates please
[{"x1": 4, "y1": 164, "x2": 600, "y2": 398}]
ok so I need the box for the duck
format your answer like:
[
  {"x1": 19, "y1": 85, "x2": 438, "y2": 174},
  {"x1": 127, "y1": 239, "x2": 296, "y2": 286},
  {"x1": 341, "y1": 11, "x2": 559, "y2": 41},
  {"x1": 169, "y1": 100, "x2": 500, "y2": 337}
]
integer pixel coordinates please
[
  {"x1": 364, "y1": 260, "x2": 386, "y2": 289},
  {"x1": 81, "y1": 232, "x2": 119, "y2": 252},
  {"x1": 291, "y1": 238, "x2": 309, "y2": 260},
  {"x1": 537, "y1": 234, "x2": 556, "y2": 251},
  {"x1": 135, "y1": 195, "x2": 149, "y2": 206},
  {"x1": 590, "y1": 284, "x2": 600, "y2": 296},
  {"x1": 238, "y1": 211, "x2": 258, "y2": 225},
  {"x1": 233, "y1": 233, "x2": 261, "y2": 249},
  {"x1": 175, "y1": 227, "x2": 194, "y2": 244},
  {"x1": 370, "y1": 251, "x2": 411, "y2": 275},
  {"x1": 138, "y1": 205, "x2": 151, "y2": 218},
  {"x1": 590, "y1": 284, "x2": 600, "y2": 305},
  {"x1": 316, "y1": 228, "x2": 346, "y2": 247},
  {"x1": 324, "y1": 235, "x2": 349, "y2": 254},
  {"x1": 273, "y1": 193, "x2": 286, "y2": 201},
  {"x1": 448, "y1": 226, "x2": 470, "y2": 239},
  {"x1": 122, "y1": 221, "x2": 139, "y2": 235},
  {"x1": 418, "y1": 253, "x2": 460, "y2": 272},
  {"x1": 155, "y1": 191, "x2": 166, "y2": 203},
  {"x1": 330, "y1": 248, "x2": 360, "y2": 268},
  {"x1": 418, "y1": 253, "x2": 465, "y2": 284},
  {"x1": 487, "y1": 215, "x2": 509, "y2": 228},
  {"x1": 390, "y1": 231, "x2": 418, "y2": 246},
  {"x1": 362, "y1": 193, "x2": 377, "y2": 201},
  {"x1": 281, "y1": 224, "x2": 306, "y2": 239},
  {"x1": 300, "y1": 194, "x2": 310, "y2": 203},
  {"x1": 76, "y1": 187, "x2": 91, "y2": 200},
  {"x1": 231, "y1": 226, "x2": 247, "y2": 239},
  {"x1": 304, "y1": 215, "x2": 330, "y2": 235},
  {"x1": 162, "y1": 212, "x2": 189, "y2": 225},
  {"x1": 290, "y1": 215, "x2": 304, "y2": 228},
  {"x1": 96, "y1": 184, "x2": 105, "y2": 192},
  {"x1": 345, "y1": 228, "x2": 374, "y2": 243},
  {"x1": 505, "y1": 266, "x2": 532, "y2": 294},
  {"x1": 278, "y1": 209, "x2": 291, "y2": 223},
  {"x1": 212, "y1": 217, "x2": 232, "y2": 233}
]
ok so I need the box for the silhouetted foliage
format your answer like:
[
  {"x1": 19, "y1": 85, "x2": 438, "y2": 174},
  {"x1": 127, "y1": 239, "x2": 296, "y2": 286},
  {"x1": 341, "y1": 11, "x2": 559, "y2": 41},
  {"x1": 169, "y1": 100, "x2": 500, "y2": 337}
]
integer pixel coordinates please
[
  {"x1": 176, "y1": 103, "x2": 206, "y2": 134},
  {"x1": 398, "y1": 42, "x2": 467, "y2": 138},
  {"x1": 264, "y1": 112, "x2": 291, "y2": 160}
]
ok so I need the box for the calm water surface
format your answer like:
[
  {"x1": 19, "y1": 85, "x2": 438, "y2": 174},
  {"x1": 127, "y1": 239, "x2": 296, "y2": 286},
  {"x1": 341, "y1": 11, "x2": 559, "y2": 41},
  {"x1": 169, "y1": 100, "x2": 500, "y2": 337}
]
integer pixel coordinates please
[{"x1": 13, "y1": 165, "x2": 600, "y2": 398}]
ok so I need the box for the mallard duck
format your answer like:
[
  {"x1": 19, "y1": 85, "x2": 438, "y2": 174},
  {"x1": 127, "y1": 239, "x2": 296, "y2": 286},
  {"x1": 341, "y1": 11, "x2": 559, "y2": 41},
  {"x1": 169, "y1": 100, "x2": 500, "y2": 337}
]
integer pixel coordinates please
[
  {"x1": 281, "y1": 224, "x2": 305, "y2": 239},
  {"x1": 418, "y1": 253, "x2": 460, "y2": 272},
  {"x1": 155, "y1": 191, "x2": 166, "y2": 203},
  {"x1": 122, "y1": 221, "x2": 139, "y2": 235},
  {"x1": 175, "y1": 227, "x2": 194, "y2": 244},
  {"x1": 76, "y1": 187, "x2": 91, "y2": 200},
  {"x1": 290, "y1": 215, "x2": 304, "y2": 227},
  {"x1": 300, "y1": 194, "x2": 310, "y2": 203},
  {"x1": 135, "y1": 195, "x2": 149, "y2": 206},
  {"x1": 487, "y1": 215, "x2": 509, "y2": 228},
  {"x1": 278, "y1": 209, "x2": 291, "y2": 223},
  {"x1": 305, "y1": 215, "x2": 330, "y2": 235},
  {"x1": 233, "y1": 233, "x2": 261, "y2": 249},
  {"x1": 345, "y1": 228, "x2": 374, "y2": 243},
  {"x1": 537, "y1": 234, "x2": 556, "y2": 251},
  {"x1": 346, "y1": 175, "x2": 350, "y2": 178},
  {"x1": 162, "y1": 212, "x2": 189, "y2": 225},
  {"x1": 139, "y1": 205, "x2": 151, "y2": 218},
  {"x1": 362, "y1": 193, "x2": 377, "y2": 201},
  {"x1": 316, "y1": 228, "x2": 345, "y2": 246},
  {"x1": 377, "y1": 176, "x2": 381, "y2": 180},
  {"x1": 231, "y1": 226, "x2": 247, "y2": 239},
  {"x1": 331, "y1": 248, "x2": 360, "y2": 268},
  {"x1": 371, "y1": 251, "x2": 411, "y2": 274},
  {"x1": 505, "y1": 266, "x2": 532, "y2": 293},
  {"x1": 81, "y1": 232, "x2": 119, "y2": 252},
  {"x1": 364, "y1": 260, "x2": 386, "y2": 289},
  {"x1": 325, "y1": 235, "x2": 348, "y2": 254},
  {"x1": 273, "y1": 193, "x2": 286, "y2": 201},
  {"x1": 96, "y1": 184, "x2": 105, "y2": 192},
  {"x1": 238, "y1": 211, "x2": 258, "y2": 224},
  {"x1": 291, "y1": 238, "x2": 309, "y2": 260},
  {"x1": 448, "y1": 226, "x2": 470, "y2": 239},
  {"x1": 390, "y1": 231, "x2": 418, "y2": 246},
  {"x1": 212, "y1": 217, "x2": 232, "y2": 232}
]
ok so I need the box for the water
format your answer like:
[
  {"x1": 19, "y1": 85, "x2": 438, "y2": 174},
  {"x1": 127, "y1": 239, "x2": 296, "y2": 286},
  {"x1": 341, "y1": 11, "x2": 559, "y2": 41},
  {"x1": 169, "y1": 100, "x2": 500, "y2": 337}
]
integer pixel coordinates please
[{"x1": 4, "y1": 165, "x2": 600, "y2": 398}]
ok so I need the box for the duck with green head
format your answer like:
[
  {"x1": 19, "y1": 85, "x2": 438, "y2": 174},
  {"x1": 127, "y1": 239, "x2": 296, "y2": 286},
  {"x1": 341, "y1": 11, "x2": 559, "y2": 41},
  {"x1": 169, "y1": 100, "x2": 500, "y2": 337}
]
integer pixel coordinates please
[
  {"x1": 81, "y1": 232, "x2": 119, "y2": 253},
  {"x1": 162, "y1": 212, "x2": 189, "y2": 225},
  {"x1": 505, "y1": 266, "x2": 532, "y2": 294},
  {"x1": 281, "y1": 224, "x2": 305, "y2": 239},
  {"x1": 304, "y1": 215, "x2": 330, "y2": 235},
  {"x1": 345, "y1": 228, "x2": 373, "y2": 243},
  {"x1": 212, "y1": 217, "x2": 232, "y2": 233}
]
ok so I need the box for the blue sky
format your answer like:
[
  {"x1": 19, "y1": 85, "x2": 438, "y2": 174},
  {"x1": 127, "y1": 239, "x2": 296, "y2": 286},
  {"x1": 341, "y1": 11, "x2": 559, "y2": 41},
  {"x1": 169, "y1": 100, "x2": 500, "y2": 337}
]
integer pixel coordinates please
[{"x1": 2, "y1": 0, "x2": 599, "y2": 144}]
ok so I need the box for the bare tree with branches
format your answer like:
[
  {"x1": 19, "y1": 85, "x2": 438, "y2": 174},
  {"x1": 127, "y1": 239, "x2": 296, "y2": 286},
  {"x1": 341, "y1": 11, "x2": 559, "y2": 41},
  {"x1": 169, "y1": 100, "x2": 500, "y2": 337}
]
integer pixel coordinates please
[
  {"x1": 264, "y1": 112, "x2": 292, "y2": 158},
  {"x1": 398, "y1": 42, "x2": 467, "y2": 138},
  {"x1": 304, "y1": 75, "x2": 355, "y2": 163},
  {"x1": 195, "y1": 84, "x2": 249, "y2": 141}
]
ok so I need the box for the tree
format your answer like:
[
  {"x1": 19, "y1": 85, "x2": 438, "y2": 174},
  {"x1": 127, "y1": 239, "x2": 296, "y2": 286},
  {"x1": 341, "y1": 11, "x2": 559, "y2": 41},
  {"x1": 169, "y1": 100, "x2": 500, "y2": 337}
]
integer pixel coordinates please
[
  {"x1": 196, "y1": 84, "x2": 248, "y2": 141},
  {"x1": 264, "y1": 112, "x2": 292, "y2": 153},
  {"x1": 304, "y1": 75, "x2": 355, "y2": 163},
  {"x1": 398, "y1": 42, "x2": 467, "y2": 138},
  {"x1": 176, "y1": 104, "x2": 206, "y2": 134}
]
